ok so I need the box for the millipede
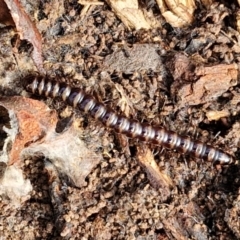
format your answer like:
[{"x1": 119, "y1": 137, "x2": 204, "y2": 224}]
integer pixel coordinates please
[{"x1": 25, "y1": 75, "x2": 233, "y2": 165}]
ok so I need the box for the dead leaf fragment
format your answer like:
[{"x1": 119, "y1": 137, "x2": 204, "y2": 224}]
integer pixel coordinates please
[
  {"x1": 0, "y1": 96, "x2": 56, "y2": 165},
  {"x1": 115, "y1": 83, "x2": 135, "y2": 117},
  {"x1": 4, "y1": 0, "x2": 44, "y2": 73},
  {"x1": 0, "y1": 96, "x2": 101, "y2": 189},
  {"x1": 23, "y1": 125, "x2": 101, "y2": 188}
]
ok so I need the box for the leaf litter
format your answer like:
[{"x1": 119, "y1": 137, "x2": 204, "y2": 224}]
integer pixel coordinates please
[
  {"x1": 0, "y1": 96, "x2": 101, "y2": 207},
  {"x1": 0, "y1": 0, "x2": 240, "y2": 239}
]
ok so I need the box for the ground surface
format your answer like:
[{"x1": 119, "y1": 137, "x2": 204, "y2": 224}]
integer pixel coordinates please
[{"x1": 0, "y1": 0, "x2": 240, "y2": 239}]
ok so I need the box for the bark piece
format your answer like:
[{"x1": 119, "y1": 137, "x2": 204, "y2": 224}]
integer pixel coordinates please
[{"x1": 177, "y1": 64, "x2": 238, "y2": 107}]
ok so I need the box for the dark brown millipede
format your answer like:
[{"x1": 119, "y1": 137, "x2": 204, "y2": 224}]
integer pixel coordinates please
[{"x1": 26, "y1": 75, "x2": 233, "y2": 165}]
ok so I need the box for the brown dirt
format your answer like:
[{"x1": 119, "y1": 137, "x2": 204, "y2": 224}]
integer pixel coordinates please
[{"x1": 0, "y1": 0, "x2": 240, "y2": 239}]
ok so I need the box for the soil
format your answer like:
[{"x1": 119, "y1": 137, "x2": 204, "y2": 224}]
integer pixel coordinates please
[{"x1": 0, "y1": 0, "x2": 240, "y2": 239}]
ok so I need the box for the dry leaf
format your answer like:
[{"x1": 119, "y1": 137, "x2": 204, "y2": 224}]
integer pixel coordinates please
[
  {"x1": 0, "y1": 96, "x2": 101, "y2": 189},
  {"x1": 4, "y1": 0, "x2": 44, "y2": 73},
  {"x1": 0, "y1": 96, "x2": 55, "y2": 165},
  {"x1": 22, "y1": 125, "x2": 101, "y2": 188}
]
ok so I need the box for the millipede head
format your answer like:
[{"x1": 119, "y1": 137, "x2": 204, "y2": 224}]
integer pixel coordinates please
[{"x1": 25, "y1": 75, "x2": 40, "y2": 93}]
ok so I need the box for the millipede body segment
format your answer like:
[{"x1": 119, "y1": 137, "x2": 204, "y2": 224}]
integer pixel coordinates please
[{"x1": 26, "y1": 76, "x2": 233, "y2": 165}]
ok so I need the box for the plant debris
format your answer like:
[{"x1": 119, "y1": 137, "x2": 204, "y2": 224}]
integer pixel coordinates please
[
  {"x1": 2, "y1": 0, "x2": 44, "y2": 73},
  {"x1": 0, "y1": 0, "x2": 240, "y2": 239},
  {"x1": 177, "y1": 63, "x2": 238, "y2": 107},
  {"x1": 0, "y1": 96, "x2": 101, "y2": 205}
]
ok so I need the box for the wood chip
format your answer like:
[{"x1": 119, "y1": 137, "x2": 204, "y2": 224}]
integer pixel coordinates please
[
  {"x1": 156, "y1": 0, "x2": 196, "y2": 27},
  {"x1": 137, "y1": 147, "x2": 173, "y2": 201},
  {"x1": 205, "y1": 109, "x2": 230, "y2": 121},
  {"x1": 177, "y1": 63, "x2": 238, "y2": 107},
  {"x1": 105, "y1": 0, "x2": 151, "y2": 30}
]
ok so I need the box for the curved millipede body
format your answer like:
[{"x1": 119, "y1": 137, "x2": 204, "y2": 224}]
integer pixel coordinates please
[{"x1": 26, "y1": 76, "x2": 233, "y2": 165}]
